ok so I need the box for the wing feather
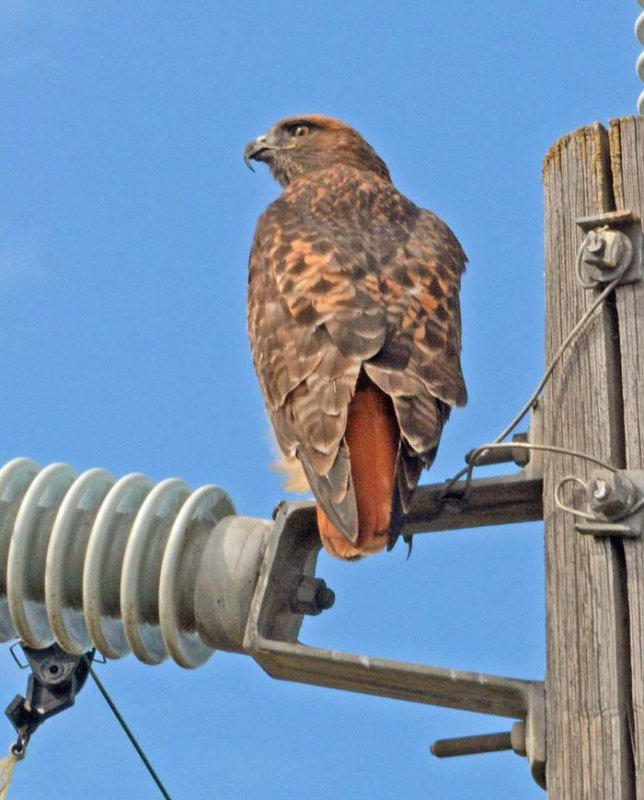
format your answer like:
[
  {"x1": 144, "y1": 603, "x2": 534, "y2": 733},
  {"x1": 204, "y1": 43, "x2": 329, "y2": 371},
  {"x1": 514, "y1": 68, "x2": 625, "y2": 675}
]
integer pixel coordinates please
[{"x1": 247, "y1": 166, "x2": 466, "y2": 547}]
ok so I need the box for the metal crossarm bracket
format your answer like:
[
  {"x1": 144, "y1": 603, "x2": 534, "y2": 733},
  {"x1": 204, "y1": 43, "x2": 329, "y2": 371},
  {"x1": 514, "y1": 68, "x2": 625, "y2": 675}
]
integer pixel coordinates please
[
  {"x1": 5, "y1": 642, "x2": 94, "y2": 739},
  {"x1": 242, "y1": 498, "x2": 546, "y2": 788},
  {"x1": 264, "y1": 470, "x2": 543, "y2": 545},
  {"x1": 405, "y1": 471, "x2": 542, "y2": 536},
  {"x1": 575, "y1": 209, "x2": 642, "y2": 288},
  {"x1": 0, "y1": 454, "x2": 547, "y2": 786}
]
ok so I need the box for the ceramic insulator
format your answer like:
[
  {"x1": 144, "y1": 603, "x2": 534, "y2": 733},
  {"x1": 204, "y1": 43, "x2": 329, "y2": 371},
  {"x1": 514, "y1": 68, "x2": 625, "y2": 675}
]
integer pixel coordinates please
[{"x1": 0, "y1": 457, "x2": 270, "y2": 669}]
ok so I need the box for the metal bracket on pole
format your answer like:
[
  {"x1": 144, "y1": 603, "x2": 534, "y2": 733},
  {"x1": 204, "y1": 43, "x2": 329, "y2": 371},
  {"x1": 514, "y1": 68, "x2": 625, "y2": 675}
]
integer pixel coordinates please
[
  {"x1": 575, "y1": 210, "x2": 642, "y2": 288},
  {"x1": 0, "y1": 449, "x2": 547, "y2": 786},
  {"x1": 5, "y1": 642, "x2": 94, "y2": 742},
  {"x1": 569, "y1": 470, "x2": 644, "y2": 539},
  {"x1": 241, "y1": 500, "x2": 547, "y2": 789}
]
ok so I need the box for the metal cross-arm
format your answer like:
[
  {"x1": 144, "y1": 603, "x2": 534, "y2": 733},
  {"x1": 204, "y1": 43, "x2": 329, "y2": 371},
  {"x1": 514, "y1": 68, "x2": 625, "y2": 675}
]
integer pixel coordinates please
[{"x1": 0, "y1": 453, "x2": 545, "y2": 786}]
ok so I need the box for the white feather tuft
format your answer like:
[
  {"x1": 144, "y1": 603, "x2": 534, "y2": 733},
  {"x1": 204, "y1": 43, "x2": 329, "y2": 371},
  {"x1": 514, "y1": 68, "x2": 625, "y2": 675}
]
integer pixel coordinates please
[{"x1": 269, "y1": 429, "x2": 311, "y2": 493}]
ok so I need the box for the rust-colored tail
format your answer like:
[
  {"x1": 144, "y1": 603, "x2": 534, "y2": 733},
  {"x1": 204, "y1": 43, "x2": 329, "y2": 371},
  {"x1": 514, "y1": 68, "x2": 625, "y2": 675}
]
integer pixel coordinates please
[{"x1": 317, "y1": 383, "x2": 399, "y2": 560}]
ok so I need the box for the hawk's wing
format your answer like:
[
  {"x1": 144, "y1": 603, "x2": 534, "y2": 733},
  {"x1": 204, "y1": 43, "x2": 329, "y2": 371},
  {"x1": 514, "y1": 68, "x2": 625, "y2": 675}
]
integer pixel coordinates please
[
  {"x1": 247, "y1": 192, "x2": 387, "y2": 541},
  {"x1": 363, "y1": 207, "x2": 467, "y2": 525},
  {"x1": 247, "y1": 173, "x2": 466, "y2": 541}
]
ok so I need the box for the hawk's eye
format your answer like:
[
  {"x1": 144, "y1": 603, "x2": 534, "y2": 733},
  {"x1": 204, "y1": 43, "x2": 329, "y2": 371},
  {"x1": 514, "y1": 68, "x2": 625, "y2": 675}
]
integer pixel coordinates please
[{"x1": 291, "y1": 124, "x2": 310, "y2": 138}]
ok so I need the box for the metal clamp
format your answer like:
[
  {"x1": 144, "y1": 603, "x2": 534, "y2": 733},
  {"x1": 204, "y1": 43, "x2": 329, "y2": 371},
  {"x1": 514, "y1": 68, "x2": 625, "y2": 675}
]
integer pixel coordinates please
[
  {"x1": 238, "y1": 501, "x2": 547, "y2": 789},
  {"x1": 575, "y1": 210, "x2": 642, "y2": 288},
  {"x1": 557, "y1": 470, "x2": 644, "y2": 538},
  {"x1": 5, "y1": 642, "x2": 94, "y2": 740}
]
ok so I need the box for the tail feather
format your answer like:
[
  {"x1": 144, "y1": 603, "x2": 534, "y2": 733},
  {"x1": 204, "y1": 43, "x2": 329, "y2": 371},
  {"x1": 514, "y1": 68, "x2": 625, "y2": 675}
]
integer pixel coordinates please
[
  {"x1": 388, "y1": 445, "x2": 423, "y2": 551},
  {"x1": 273, "y1": 379, "x2": 445, "y2": 560},
  {"x1": 390, "y1": 399, "x2": 451, "y2": 551},
  {"x1": 317, "y1": 382, "x2": 398, "y2": 560}
]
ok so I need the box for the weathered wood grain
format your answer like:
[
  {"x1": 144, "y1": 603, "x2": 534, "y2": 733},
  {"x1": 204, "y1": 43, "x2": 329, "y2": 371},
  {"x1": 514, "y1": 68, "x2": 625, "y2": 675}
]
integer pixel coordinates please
[
  {"x1": 543, "y1": 123, "x2": 634, "y2": 798},
  {"x1": 609, "y1": 115, "x2": 644, "y2": 796}
]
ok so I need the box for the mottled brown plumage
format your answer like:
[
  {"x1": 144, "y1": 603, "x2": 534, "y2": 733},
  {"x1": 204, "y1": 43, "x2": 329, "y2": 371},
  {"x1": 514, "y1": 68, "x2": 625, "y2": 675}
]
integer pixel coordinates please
[{"x1": 245, "y1": 115, "x2": 466, "y2": 559}]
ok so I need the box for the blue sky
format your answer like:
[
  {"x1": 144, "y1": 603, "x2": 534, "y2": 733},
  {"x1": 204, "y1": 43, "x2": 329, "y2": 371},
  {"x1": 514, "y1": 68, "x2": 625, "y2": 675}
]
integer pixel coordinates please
[{"x1": 0, "y1": 2, "x2": 639, "y2": 798}]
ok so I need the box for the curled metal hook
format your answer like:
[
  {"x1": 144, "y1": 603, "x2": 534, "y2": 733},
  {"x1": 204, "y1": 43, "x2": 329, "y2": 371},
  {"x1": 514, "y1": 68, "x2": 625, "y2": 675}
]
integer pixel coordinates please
[{"x1": 554, "y1": 476, "x2": 597, "y2": 521}]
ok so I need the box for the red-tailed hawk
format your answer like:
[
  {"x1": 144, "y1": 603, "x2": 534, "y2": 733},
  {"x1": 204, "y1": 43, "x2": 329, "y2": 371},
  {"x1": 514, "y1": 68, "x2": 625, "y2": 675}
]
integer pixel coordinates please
[{"x1": 244, "y1": 115, "x2": 466, "y2": 560}]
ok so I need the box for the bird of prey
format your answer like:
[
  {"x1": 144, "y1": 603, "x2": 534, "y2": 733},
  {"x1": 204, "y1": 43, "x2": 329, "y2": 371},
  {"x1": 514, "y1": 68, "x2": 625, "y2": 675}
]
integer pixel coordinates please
[{"x1": 244, "y1": 115, "x2": 466, "y2": 560}]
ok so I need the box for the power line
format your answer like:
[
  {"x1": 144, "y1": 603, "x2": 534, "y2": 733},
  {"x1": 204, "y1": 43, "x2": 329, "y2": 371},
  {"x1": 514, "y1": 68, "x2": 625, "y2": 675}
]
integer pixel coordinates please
[
  {"x1": 438, "y1": 270, "x2": 623, "y2": 497},
  {"x1": 86, "y1": 661, "x2": 173, "y2": 800}
]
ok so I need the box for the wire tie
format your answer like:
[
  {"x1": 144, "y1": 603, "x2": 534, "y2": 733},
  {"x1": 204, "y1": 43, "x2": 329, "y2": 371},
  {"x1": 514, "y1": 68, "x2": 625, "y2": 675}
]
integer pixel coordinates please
[{"x1": 554, "y1": 476, "x2": 597, "y2": 520}]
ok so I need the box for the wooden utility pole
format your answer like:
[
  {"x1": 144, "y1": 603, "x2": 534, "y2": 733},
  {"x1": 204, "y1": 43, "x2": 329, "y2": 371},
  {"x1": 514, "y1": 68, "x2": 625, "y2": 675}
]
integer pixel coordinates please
[{"x1": 543, "y1": 116, "x2": 644, "y2": 798}]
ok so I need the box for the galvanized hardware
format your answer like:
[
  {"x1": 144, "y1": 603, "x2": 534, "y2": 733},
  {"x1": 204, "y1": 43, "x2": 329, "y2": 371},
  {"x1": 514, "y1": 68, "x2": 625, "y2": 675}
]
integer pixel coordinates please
[
  {"x1": 288, "y1": 575, "x2": 335, "y2": 616},
  {"x1": 431, "y1": 729, "x2": 514, "y2": 758},
  {"x1": 576, "y1": 520, "x2": 641, "y2": 538},
  {"x1": 431, "y1": 719, "x2": 530, "y2": 759},
  {"x1": 430, "y1": 705, "x2": 546, "y2": 789},
  {"x1": 10, "y1": 726, "x2": 31, "y2": 759},
  {"x1": 572, "y1": 470, "x2": 644, "y2": 538},
  {"x1": 404, "y1": 471, "x2": 542, "y2": 537},
  {"x1": 587, "y1": 471, "x2": 638, "y2": 518},
  {"x1": 0, "y1": 455, "x2": 548, "y2": 786},
  {"x1": 583, "y1": 229, "x2": 629, "y2": 269},
  {"x1": 465, "y1": 432, "x2": 530, "y2": 469},
  {"x1": 510, "y1": 433, "x2": 531, "y2": 467},
  {"x1": 5, "y1": 643, "x2": 94, "y2": 740},
  {"x1": 8, "y1": 642, "x2": 28, "y2": 670},
  {"x1": 0, "y1": 456, "x2": 543, "y2": 665},
  {"x1": 575, "y1": 210, "x2": 642, "y2": 288},
  {"x1": 243, "y1": 502, "x2": 547, "y2": 789}
]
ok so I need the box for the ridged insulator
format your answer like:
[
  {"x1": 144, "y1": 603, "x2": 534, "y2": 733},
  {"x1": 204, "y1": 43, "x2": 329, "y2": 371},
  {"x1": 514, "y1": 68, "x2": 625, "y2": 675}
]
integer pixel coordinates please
[{"x1": 0, "y1": 458, "x2": 271, "y2": 668}]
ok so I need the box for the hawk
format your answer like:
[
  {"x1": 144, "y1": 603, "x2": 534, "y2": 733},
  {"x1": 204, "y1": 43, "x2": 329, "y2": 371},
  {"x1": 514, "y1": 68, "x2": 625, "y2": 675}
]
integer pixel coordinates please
[{"x1": 244, "y1": 115, "x2": 466, "y2": 560}]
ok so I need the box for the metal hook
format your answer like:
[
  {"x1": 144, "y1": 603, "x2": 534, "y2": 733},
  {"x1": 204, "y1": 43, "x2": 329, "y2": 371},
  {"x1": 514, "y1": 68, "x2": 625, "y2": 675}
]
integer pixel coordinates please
[
  {"x1": 554, "y1": 475, "x2": 597, "y2": 521},
  {"x1": 10, "y1": 727, "x2": 31, "y2": 760}
]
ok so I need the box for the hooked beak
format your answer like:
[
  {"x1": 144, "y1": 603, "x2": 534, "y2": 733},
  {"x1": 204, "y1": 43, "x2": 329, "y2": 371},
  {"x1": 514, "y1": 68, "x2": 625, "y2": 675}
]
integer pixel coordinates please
[{"x1": 243, "y1": 134, "x2": 270, "y2": 172}]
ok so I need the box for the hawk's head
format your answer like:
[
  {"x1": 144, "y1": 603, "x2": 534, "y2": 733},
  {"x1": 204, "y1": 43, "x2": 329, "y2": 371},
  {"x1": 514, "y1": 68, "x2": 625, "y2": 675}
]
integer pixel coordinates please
[{"x1": 243, "y1": 115, "x2": 391, "y2": 187}]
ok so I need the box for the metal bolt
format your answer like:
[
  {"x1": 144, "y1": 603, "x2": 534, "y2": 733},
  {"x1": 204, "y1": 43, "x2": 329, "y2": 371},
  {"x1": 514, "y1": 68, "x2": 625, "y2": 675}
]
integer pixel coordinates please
[
  {"x1": 35, "y1": 656, "x2": 72, "y2": 685},
  {"x1": 430, "y1": 730, "x2": 517, "y2": 758},
  {"x1": 592, "y1": 479, "x2": 610, "y2": 501},
  {"x1": 510, "y1": 721, "x2": 527, "y2": 756},
  {"x1": 599, "y1": 230, "x2": 626, "y2": 268},
  {"x1": 288, "y1": 575, "x2": 335, "y2": 616},
  {"x1": 585, "y1": 232, "x2": 605, "y2": 255},
  {"x1": 583, "y1": 229, "x2": 629, "y2": 271},
  {"x1": 587, "y1": 472, "x2": 636, "y2": 519}
]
